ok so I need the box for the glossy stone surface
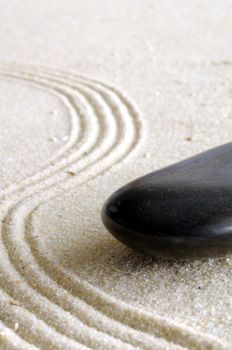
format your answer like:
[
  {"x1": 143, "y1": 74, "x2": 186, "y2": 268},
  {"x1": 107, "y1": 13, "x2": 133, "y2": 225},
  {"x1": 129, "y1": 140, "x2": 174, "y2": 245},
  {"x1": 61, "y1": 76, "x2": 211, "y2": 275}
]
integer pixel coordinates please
[{"x1": 102, "y1": 143, "x2": 232, "y2": 259}]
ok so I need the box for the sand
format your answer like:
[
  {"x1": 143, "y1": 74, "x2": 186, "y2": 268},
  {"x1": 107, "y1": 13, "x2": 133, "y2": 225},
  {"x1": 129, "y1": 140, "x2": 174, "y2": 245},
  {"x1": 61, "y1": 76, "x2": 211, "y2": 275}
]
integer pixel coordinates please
[{"x1": 0, "y1": 0, "x2": 232, "y2": 349}]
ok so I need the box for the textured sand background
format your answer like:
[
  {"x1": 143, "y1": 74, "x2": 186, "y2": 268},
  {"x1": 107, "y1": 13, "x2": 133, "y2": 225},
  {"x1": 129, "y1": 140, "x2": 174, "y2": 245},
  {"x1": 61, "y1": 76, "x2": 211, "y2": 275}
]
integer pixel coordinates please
[{"x1": 0, "y1": 0, "x2": 232, "y2": 349}]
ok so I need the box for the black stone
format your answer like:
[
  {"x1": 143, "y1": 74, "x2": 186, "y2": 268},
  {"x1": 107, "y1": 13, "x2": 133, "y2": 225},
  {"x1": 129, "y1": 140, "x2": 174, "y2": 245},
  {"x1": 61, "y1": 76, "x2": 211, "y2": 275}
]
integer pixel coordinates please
[{"x1": 101, "y1": 143, "x2": 232, "y2": 259}]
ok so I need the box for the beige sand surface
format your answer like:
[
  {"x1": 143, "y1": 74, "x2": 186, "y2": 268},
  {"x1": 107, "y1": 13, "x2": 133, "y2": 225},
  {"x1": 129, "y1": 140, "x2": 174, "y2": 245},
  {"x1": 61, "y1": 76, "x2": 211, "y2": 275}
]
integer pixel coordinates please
[{"x1": 0, "y1": 1, "x2": 232, "y2": 349}]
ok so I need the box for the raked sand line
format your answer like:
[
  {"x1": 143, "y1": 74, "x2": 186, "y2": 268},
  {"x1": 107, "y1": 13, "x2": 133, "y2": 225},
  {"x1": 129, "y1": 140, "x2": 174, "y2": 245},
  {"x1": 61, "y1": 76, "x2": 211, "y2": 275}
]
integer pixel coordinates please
[
  {"x1": 0, "y1": 143, "x2": 141, "y2": 348},
  {"x1": 0, "y1": 64, "x2": 225, "y2": 348},
  {"x1": 0, "y1": 64, "x2": 140, "y2": 206},
  {"x1": 0, "y1": 319, "x2": 39, "y2": 350},
  {"x1": 0, "y1": 68, "x2": 107, "y2": 197},
  {"x1": 0, "y1": 66, "x2": 137, "y2": 229},
  {"x1": 0, "y1": 64, "x2": 149, "y2": 348},
  {"x1": 0, "y1": 290, "x2": 91, "y2": 350},
  {"x1": 0, "y1": 71, "x2": 83, "y2": 186},
  {"x1": 1, "y1": 216, "x2": 179, "y2": 348},
  {"x1": 0, "y1": 126, "x2": 149, "y2": 350},
  {"x1": 0, "y1": 267, "x2": 173, "y2": 350},
  {"x1": 0, "y1": 71, "x2": 121, "y2": 206}
]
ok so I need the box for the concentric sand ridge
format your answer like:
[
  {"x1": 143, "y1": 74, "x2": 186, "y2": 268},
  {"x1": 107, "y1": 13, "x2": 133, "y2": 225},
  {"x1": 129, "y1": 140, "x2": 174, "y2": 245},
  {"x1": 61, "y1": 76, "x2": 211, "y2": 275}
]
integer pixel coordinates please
[{"x1": 0, "y1": 62, "x2": 227, "y2": 349}]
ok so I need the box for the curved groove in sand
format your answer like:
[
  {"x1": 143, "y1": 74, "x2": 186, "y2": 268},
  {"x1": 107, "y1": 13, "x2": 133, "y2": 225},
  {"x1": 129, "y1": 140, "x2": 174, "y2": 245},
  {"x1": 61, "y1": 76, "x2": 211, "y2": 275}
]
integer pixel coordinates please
[
  {"x1": 0, "y1": 320, "x2": 39, "y2": 350},
  {"x1": 0, "y1": 101, "x2": 145, "y2": 350},
  {"x1": 0, "y1": 68, "x2": 106, "y2": 198},
  {"x1": 0, "y1": 290, "x2": 91, "y2": 350},
  {"x1": 0, "y1": 64, "x2": 148, "y2": 348},
  {"x1": 0, "y1": 72, "x2": 83, "y2": 189},
  {"x1": 0, "y1": 63, "x2": 225, "y2": 350}
]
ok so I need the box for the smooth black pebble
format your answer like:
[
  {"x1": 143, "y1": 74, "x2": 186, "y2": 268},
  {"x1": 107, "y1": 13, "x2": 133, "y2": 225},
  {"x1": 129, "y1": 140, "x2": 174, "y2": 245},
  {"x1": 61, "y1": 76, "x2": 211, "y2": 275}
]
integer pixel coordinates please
[{"x1": 101, "y1": 143, "x2": 232, "y2": 259}]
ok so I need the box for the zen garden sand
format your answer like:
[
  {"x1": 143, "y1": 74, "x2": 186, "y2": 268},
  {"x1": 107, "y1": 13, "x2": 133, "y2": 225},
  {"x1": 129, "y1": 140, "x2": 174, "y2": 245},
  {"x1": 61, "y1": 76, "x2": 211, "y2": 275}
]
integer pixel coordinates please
[{"x1": 0, "y1": 0, "x2": 231, "y2": 349}]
